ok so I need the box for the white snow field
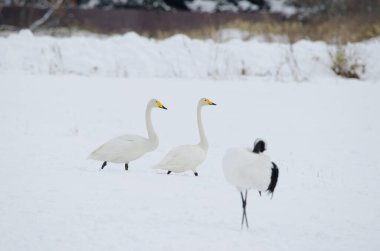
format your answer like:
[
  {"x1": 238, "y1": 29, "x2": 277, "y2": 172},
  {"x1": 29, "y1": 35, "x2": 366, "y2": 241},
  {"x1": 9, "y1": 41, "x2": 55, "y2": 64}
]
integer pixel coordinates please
[
  {"x1": 1, "y1": 31, "x2": 380, "y2": 250},
  {"x1": 0, "y1": 73, "x2": 379, "y2": 251}
]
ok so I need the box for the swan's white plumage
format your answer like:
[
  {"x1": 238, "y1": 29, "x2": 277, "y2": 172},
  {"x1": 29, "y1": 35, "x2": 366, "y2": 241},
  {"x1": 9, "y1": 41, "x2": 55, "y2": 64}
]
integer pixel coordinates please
[
  {"x1": 154, "y1": 98, "x2": 216, "y2": 174},
  {"x1": 88, "y1": 99, "x2": 166, "y2": 165},
  {"x1": 154, "y1": 145, "x2": 206, "y2": 172},
  {"x1": 88, "y1": 135, "x2": 153, "y2": 163},
  {"x1": 223, "y1": 147, "x2": 272, "y2": 191}
]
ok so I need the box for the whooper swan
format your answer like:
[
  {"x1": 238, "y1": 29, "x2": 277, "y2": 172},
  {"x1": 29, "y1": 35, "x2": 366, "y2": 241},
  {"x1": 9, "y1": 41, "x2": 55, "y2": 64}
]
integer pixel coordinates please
[
  {"x1": 154, "y1": 98, "x2": 216, "y2": 176},
  {"x1": 88, "y1": 99, "x2": 167, "y2": 171}
]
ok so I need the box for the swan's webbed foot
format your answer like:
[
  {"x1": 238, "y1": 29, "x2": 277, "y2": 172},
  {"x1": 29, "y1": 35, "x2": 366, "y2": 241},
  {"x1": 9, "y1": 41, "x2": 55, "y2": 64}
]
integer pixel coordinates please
[
  {"x1": 167, "y1": 171, "x2": 171, "y2": 175},
  {"x1": 101, "y1": 161, "x2": 107, "y2": 170},
  {"x1": 125, "y1": 163, "x2": 128, "y2": 171},
  {"x1": 194, "y1": 172, "x2": 198, "y2": 176}
]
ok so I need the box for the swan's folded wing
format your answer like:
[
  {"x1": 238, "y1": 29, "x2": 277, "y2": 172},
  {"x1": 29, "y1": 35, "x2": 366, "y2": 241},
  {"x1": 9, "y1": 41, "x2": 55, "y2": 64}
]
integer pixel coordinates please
[
  {"x1": 153, "y1": 145, "x2": 205, "y2": 171},
  {"x1": 88, "y1": 135, "x2": 147, "y2": 162},
  {"x1": 153, "y1": 147, "x2": 182, "y2": 170}
]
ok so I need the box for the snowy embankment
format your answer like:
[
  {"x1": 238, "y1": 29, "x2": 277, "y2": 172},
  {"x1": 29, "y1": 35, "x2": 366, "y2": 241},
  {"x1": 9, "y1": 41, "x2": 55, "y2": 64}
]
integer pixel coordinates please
[
  {"x1": 0, "y1": 30, "x2": 379, "y2": 82},
  {"x1": 1, "y1": 74, "x2": 380, "y2": 250}
]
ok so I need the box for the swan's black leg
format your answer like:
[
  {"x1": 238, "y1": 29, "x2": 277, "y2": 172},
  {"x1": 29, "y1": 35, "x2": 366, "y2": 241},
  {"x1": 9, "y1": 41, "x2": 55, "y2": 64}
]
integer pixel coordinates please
[
  {"x1": 194, "y1": 172, "x2": 198, "y2": 176},
  {"x1": 101, "y1": 161, "x2": 107, "y2": 170},
  {"x1": 167, "y1": 171, "x2": 171, "y2": 175},
  {"x1": 125, "y1": 163, "x2": 128, "y2": 171}
]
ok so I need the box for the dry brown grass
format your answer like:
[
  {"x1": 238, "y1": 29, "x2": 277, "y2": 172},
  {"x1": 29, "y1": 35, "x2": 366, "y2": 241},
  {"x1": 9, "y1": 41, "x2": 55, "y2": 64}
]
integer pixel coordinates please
[
  {"x1": 144, "y1": 15, "x2": 380, "y2": 44},
  {"x1": 28, "y1": 9, "x2": 380, "y2": 44}
]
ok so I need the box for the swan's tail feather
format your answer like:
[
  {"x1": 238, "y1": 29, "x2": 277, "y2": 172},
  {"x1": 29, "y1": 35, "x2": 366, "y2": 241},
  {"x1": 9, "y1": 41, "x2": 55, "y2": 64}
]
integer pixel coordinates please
[
  {"x1": 87, "y1": 152, "x2": 95, "y2": 159},
  {"x1": 87, "y1": 153, "x2": 93, "y2": 160},
  {"x1": 152, "y1": 164, "x2": 183, "y2": 172},
  {"x1": 152, "y1": 164, "x2": 172, "y2": 170},
  {"x1": 87, "y1": 152, "x2": 105, "y2": 161},
  {"x1": 152, "y1": 164, "x2": 162, "y2": 169}
]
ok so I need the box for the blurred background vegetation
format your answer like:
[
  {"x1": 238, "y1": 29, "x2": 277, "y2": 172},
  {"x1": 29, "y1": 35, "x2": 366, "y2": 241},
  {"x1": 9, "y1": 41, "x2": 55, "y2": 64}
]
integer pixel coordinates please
[{"x1": 0, "y1": 0, "x2": 379, "y2": 43}]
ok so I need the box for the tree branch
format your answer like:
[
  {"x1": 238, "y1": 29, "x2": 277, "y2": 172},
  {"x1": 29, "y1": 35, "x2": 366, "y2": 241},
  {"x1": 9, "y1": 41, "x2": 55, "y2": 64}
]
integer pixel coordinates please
[{"x1": 29, "y1": 0, "x2": 64, "y2": 31}]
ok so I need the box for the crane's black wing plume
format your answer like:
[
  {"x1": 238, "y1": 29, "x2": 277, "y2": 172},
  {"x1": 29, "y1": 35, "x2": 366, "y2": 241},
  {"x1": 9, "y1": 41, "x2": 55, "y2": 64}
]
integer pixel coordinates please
[{"x1": 267, "y1": 162, "x2": 279, "y2": 198}]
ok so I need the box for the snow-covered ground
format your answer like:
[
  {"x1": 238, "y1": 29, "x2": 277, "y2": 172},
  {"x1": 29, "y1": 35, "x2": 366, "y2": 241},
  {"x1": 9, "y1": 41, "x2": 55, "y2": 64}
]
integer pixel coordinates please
[
  {"x1": 0, "y1": 72, "x2": 379, "y2": 250},
  {"x1": 1, "y1": 30, "x2": 379, "y2": 82}
]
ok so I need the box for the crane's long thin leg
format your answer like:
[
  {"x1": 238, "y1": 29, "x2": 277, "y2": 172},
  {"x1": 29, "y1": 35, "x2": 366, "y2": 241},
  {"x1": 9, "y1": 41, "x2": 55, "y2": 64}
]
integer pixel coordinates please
[
  {"x1": 167, "y1": 171, "x2": 171, "y2": 175},
  {"x1": 244, "y1": 190, "x2": 249, "y2": 229},
  {"x1": 240, "y1": 192, "x2": 245, "y2": 229},
  {"x1": 101, "y1": 161, "x2": 107, "y2": 170},
  {"x1": 125, "y1": 163, "x2": 128, "y2": 171},
  {"x1": 240, "y1": 190, "x2": 249, "y2": 229},
  {"x1": 258, "y1": 191, "x2": 262, "y2": 197}
]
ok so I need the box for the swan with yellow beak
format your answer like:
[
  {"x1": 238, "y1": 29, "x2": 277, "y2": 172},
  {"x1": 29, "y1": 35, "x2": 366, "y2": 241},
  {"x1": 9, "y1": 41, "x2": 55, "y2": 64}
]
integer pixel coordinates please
[
  {"x1": 88, "y1": 99, "x2": 167, "y2": 171},
  {"x1": 154, "y1": 98, "x2": 216, "y2": 176}
]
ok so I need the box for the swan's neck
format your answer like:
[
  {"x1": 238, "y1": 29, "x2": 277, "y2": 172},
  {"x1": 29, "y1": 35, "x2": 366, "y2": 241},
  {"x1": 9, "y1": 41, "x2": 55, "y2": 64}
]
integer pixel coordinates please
[
  {"x1": 146, "y1": 105, "x2": 157, "y2": 142},
  {"x1": 197, "y1": 104, "x2": 208, "y2": 151}
]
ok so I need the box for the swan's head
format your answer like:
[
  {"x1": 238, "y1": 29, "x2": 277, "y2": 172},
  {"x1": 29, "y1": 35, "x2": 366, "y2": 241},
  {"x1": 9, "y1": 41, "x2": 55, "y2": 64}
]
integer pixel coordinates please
[
  {"x1": 150, "y1": 99, "x2": 167, "y2": 110},
  {"x1": 253, "y1": 138, "x2": 266, "y2": 153},
  {"x1": 199, "y1": 98, "x2": 217, "y2": 106}
]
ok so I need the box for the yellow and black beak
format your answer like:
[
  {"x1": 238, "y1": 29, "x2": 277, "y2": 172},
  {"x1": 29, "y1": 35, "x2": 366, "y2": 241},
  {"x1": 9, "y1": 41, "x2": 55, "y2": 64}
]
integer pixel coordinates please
[
  {"x1": 207, "y1": 99, "x2": 217, "y2": 106},
  {"x1": 157, "y1": 101, "x2": 168, "y2": 110}
]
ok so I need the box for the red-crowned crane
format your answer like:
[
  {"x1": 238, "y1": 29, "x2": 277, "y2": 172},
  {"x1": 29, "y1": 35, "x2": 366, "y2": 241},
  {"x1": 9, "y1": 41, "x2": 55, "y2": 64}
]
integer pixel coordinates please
[{"x1": 222, "y1": 139, "x2": 279, "y2": 229}]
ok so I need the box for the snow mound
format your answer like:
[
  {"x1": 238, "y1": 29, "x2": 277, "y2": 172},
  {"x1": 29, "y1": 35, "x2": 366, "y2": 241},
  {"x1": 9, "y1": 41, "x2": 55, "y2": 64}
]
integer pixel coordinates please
[{"x1": 0, "y1": 30, "x2": 379, "y2": 82}]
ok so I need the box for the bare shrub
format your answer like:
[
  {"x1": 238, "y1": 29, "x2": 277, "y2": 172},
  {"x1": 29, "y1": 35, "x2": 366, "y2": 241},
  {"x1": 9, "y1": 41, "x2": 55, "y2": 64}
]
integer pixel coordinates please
[{"x1": 329, "y1": 46, "x2": 365, "y2": 79}]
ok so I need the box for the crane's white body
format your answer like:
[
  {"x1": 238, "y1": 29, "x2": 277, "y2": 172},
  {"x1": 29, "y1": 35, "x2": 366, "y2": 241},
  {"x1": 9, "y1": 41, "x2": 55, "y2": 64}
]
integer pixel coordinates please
[
  {"x1": 88, "y1": 99, "x2": 163, "y2": 164},
  {"x1": 223, "y1": 147, "x2": 273, "y2": 192},
  {"x1": 154, "y1": 98, "x2": 215, "y2": 174}
]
